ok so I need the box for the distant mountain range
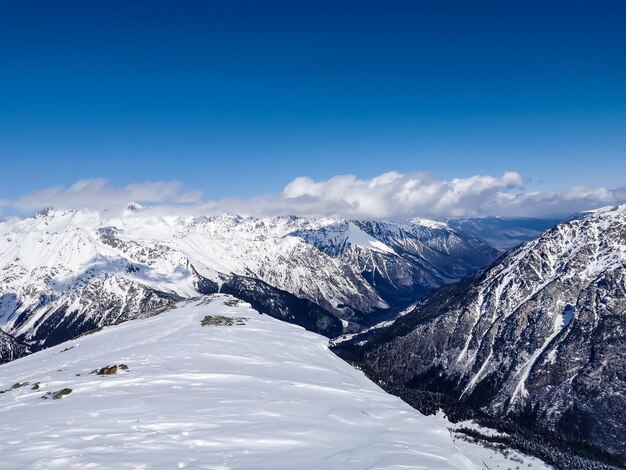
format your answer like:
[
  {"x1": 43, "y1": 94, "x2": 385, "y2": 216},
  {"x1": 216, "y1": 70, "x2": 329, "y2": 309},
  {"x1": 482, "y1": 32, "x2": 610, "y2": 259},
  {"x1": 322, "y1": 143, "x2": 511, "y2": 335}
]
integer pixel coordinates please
[
  {"x1": 0, "y1": 206, "x2": 501, "y2": 352},
  {"x1": 446, "y1": 216, "x2": 560, "y2": 250}
]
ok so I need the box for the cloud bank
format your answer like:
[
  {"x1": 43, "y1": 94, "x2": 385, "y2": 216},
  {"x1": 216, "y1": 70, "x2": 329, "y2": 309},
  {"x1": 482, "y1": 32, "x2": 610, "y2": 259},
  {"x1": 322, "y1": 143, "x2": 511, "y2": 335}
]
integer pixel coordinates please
[
  {"x1": 2, "y1": 171, "x2": 625, "y2": 220},
  {"x1": 9, "y1": 179, "x2": 202, "y2": 213}
]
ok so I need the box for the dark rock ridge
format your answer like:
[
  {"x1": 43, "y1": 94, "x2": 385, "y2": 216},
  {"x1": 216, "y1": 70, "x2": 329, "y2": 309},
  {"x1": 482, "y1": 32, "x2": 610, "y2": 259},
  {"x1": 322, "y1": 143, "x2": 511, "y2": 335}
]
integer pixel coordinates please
[{"x1": 338, "y1": 204, "x2": 626, "y2": 458}]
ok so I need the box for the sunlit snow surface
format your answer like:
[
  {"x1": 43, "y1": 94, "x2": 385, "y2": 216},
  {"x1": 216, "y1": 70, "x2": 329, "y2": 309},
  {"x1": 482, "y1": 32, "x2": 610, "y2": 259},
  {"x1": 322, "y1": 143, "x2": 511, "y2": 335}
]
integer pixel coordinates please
[
  {"x1": 0, "y1": 296, "x2": 486, "y2": 469},
  {"x1": 345, "y1": 222, "x2": 397, "y2": 254}
]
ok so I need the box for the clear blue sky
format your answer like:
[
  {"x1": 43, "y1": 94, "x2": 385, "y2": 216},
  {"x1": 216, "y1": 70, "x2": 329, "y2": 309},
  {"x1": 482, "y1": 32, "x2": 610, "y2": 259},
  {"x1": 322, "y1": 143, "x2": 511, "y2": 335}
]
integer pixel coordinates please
[{"x1": 1, "y1": 0, "x2": 625, "y2": 201}]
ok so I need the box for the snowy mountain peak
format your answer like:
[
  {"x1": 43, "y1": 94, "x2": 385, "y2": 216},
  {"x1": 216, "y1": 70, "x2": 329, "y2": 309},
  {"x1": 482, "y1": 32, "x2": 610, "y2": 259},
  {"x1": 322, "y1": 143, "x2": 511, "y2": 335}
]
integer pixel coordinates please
[
  {"x1": 35, "y1": 207, "x2": 77, "y2": 220},
  {"x1": 345, "y1": 222, "x2": 396, "y2": 254},
  {"x1": 409, "y1": 217, "x2": 450, "y2": 230}
]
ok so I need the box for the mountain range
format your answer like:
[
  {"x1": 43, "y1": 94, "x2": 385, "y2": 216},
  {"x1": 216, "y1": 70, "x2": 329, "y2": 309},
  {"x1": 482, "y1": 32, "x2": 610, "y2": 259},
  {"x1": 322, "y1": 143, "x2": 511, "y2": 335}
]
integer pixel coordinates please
[
  {"x1": 3, "y1": 202, "x2": 625, "y2": 466},
  {"x1": 0, "y1": 206, "x2": 499, "y2": 354}
]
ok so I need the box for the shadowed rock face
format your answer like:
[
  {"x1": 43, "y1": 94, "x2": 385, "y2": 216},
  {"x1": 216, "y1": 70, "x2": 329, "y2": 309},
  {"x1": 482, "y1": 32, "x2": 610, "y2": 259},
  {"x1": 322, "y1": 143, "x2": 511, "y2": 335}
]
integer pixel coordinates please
[
  {"x1": 0, "y1": 329, "x2": 28, "y2": 365},
  {"x1": 342, "y1": 204, "x2": 626, "y2": 457}
]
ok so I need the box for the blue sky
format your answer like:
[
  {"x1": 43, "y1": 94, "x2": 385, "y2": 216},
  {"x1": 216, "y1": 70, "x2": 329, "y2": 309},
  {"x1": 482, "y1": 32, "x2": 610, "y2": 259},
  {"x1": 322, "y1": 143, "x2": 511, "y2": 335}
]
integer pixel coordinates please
[{"x1": 0, "y1": 1, "x2": 625, "y2": 217}]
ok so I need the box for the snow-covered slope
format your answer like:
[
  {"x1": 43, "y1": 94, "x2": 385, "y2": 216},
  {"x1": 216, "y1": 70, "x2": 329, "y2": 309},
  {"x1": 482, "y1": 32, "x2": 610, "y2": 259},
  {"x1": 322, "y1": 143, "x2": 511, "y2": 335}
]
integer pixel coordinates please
[
  {"x1": 0, "y1": 207, "x2": 497, "y2": 350},
  {"x1": 343, "y1": 204, "x2": 626, "y2": 458},
  {"x1": 0, "y1": 295, "x2": 484, "y2": 469}
]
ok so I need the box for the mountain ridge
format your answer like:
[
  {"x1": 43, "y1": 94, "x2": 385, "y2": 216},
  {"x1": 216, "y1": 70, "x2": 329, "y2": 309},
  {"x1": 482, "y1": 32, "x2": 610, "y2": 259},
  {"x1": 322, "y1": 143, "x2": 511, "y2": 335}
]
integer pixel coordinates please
[{"x1": 338, "y1": 204, "x2": 626, "y2": 458}]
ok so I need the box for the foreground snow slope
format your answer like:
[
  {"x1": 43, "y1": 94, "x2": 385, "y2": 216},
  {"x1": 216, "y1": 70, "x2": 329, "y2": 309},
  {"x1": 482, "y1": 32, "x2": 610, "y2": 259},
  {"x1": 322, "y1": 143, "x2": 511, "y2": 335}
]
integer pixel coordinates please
[{"x1": 0, "y1": 295, "x2": 479, "y2": 469}]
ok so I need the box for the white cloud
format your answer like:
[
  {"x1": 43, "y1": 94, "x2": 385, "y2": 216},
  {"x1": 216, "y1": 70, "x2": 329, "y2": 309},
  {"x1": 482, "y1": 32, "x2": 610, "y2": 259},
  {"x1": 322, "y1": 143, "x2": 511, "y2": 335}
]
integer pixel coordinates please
[
  {"x1": 486, "y1": 185, "x2": 626, "y2": 217},
  {"x1": 278, "y1": 171, "x2": 525, "y2": 218},
  {"x1": 8, "y1": 178, "x2": 202, "y2": 213},
  {"x1": 2, "y1": 171, "x2": 625, "y2": 220}
]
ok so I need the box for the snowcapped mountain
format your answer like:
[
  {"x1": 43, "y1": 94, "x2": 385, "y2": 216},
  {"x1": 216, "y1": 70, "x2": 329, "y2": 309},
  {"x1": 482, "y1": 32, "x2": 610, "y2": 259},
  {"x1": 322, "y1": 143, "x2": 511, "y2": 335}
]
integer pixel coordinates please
[
  {"x1": 0, "y1": 294, "x2": 512, "y2": 469},
  {"x1": 0, "y1": 207, "x2": 497, "y2": 352},
  {"x1": 291, "y1": 218, "x2": 499, "y2": 308},
  {"x1": 340, "y1": 204, "x2": 626, "y2": 459}
]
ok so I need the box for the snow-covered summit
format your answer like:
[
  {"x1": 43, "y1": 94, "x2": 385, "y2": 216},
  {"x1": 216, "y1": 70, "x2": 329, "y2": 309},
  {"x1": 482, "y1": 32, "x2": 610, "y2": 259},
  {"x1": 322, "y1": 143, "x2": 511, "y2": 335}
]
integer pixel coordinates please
[{"x1": 409, "y1": 217, "x2": 450, "y2": 230}]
